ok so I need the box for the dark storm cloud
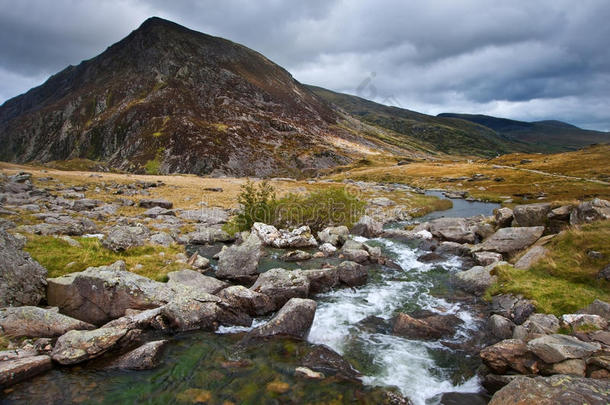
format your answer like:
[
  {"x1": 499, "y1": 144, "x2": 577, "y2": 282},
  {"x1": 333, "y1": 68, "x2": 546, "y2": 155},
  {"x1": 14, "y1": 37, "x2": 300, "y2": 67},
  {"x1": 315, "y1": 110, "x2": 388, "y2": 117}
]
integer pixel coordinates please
[{"x1": 1, "y1": 0, "x2": 609, "y2": 130}]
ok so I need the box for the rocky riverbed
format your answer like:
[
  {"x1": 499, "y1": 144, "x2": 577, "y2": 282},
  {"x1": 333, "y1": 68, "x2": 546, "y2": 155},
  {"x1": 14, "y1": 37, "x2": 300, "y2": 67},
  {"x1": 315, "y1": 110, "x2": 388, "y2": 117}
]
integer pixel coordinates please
[{"x1": 1, "y1": 170, "x2": 609, "y2": 404}]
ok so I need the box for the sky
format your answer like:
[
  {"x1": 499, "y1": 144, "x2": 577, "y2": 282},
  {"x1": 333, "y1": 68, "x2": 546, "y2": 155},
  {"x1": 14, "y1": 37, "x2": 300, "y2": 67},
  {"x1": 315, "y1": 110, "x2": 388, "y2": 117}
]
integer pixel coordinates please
[{"x1": 1, "y1": 0, "x2": 609, "y2": 130}]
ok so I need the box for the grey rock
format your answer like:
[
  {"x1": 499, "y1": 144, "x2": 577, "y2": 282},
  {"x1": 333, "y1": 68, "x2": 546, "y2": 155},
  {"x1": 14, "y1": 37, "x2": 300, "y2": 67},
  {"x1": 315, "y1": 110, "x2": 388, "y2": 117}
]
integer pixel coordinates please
[
  {"x1": 428, "y1": 217, "x2": 475, "y2": 244},
  {"x1": 393, "y1": 312, "x2": 463, "y2": 340},
  {"x1": 561, "y1": 314, "x2": 608, "y2": 331},
  {"x1": 577, "y1": 299, "x2": 610, "y2": 321},
  {"x1": 185, "y1": 227, "x2": 233, "y2": 244},
  {"x1": 522, "y1": 313, "x2": 560, "y2": 335},
  {"x1": 102, "y1": 225, "x2": 151, "y2": 252},
  {"x1": 527, "y1": 334, "x2": 601, "y2": 363},
  {"x1": 514, "y1": 245, "x2": 548, "y2": 269},
  {"x1": 336, "y1": 261, "x2": 368, "y2": 287},
  {"x1": 301, "y1": 345, "x2": 361, "y2": 380},
  {"x1": 0, "y1": 355, "x2": 52, "y2": 388},
  {"x1": 247, "y1": 298, "x2": 316, "y2": 339},
  {"x1": 138, "y1": 199, "x2": 172, "y2": 209},
  {"x1": 217, "y1": 285, "x2": 274, "y2": 316},
  {"x1": 143, "y1": 206, "x2": 175, "y2": 218},
  {"x1": 167, "y1": 269, "x2": 228, "y2": 295},
  {"x1": 187, "y1": 253, "x2": 210, "y2": 269},
  {"x1": 280, "y1": 250, "x2": 312, "y2": 262},
  {"x1": 298, "y1": 268, "x2": 339, "y2": 294},
  {"x1": 597, "y1": 263, "x2": 610, "y2": 281},
  {"x1": 149, "y1": 231, "x2": 174, "y2": 247},
  {"x1": 570, "y1": 198, "x2": 610, "y2": 225},
  {"x1": 351, "y1": 215, "x2": 382, "y2": 238},
  {"x1": 0, "y1": 306, "x2": 95, "y2": 338},
  {"x1": 317, "y1": 226, "x2": 349, "y2": 246},
  {"x1": 513, "y1": 203, "x2": 551, "y2": 227},
  {"x1": 250, "y1": 268, "x2": 309, "y2": 310},
  {"x1": 252, "y1": 223, "x2": 318, "y2": 248},
  {"x1": 106, "y1": 340, "x2": 168, "y2": 370},
  {"x1": 437, "y1": 241, "x2": 471, "y2": 257},
  {"x1": 319, "y1": 242, "x2": 337, "y2": 255},
  {"x1": 178, "y1": 208, "x2": 229, "y2": 225},
  {"x1": 489, "y1": 315, "x2": 515, "y2": 340},
  {"x1": 454, "y1": 262, "x2": 501, "y2": 295},
  {"x1": 474, "y1": 226, "x2": 544, "y2": 256},
  {"x1": 494, "y1": 207, "x2": 514, "y2": 228},
  {"x1": 480, "y1": 339, "x2": 540, "y2": 374},
  {"x1": 216, "y1": 232, "x2": 262, "y2": 283},
  {"x1": 0, "y1": 230, "x2": 47, "y2": 307},
  {"x1": 161, "y1": 297, "x2": 221, "y2": 332},
  {"x1": 102, "y1": 307, "x2": 168, "y2": 331},
  {"x1": 341, "y1": 248, "x2": 369, "y2": 263},
  {"x1": 542, "y1": 358, "x2": 586, "y2": 377},
  {"x1": 474, "y1": 251, "x2": 503, "y2": 266},
  {"x1": 51, "y1": 327, "x2": 133, "y2": 365}
]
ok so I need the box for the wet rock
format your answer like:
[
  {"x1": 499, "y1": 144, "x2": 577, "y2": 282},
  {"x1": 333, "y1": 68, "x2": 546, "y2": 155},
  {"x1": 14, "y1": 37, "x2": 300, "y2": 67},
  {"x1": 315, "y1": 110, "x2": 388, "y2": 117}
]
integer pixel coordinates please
[
  {"x1": 252, "y1": 222, "x2": 318, "y2": 248},
  {"x1": 474, "y1": 226, "x2": 544, "y2": 256},
  {"x1": 0, "y1": 355, "x2": 52, "y2": 388},
  {"x1": 47, "y1": 260, "x2": 171, "y2": 325},
  {"x1": 0, "y1": 306, "x2": 95, "y2": 338},
  {"x1": 298, "y1": 268, "x2": 339, "y2": 294},
  {"x1": 247, "y1": 298, "x2": 316, "y2": 339},
  {"x1": 217, "y1": 285, "x2": 274, "y2": 316},
  {"x1": 440, "y1": 392, "x2": 489, "y2": 405},
  {"x1": 453, "y1": 262, "x2": 502, "y2": 295},
  {"x1": 473, "y1": 251, "x2": 503, "y2": 266},
  {"x1": 488, "y1": 375, "x2": 610, "y2": 405},
  {"x1": 417, "y1": 252, "x2": 444, "y2": 263},
  {"x1": 138, "y1": 199, "x2": 172, "y2": 209},
  {"x1": 351, "y1": 215, "x2": 383, "y2": 238},
  {"x1": 51, "y1": 327, "x2": 134, "y2": 365},
  {"x1": 514, "y1": 246, "x2": 548, "y2": 269},
  {"x1": 250, "y1": 268, "x2": 309, "y2": 310},
  {"x1": 167, "y1": 270, "x2": 228, "y2": 294},
  {"x1": 489, "y1": 315, "x2": 515, "y2": 340},
  {"x1": 102, "y1": 225, "x2": 151, "y2": 252},
  {"x1": 216, "y1": 233, "x2": 262, "y2": 283},
  {"x1": 480, "y1": 339, "x2": 540, "y2": 374},
  {"x1": 561, "y1": 314, "x2": 608, "y2": 331},
  {"x1": 280, "y1": 250, "x2": 312, "y2": 262},
  {"x1": 482, "y1": 374, "x2": 521, "y2": 394},
  {"x1": 301, "y1": 345, "x2": 361, "y2": 380},
  {"x1": 512, "y1": 203, "x2": 551, "y2": 227},
  {"x1": 393, "y1": 312, "x2": 463, "y2": 340},
  {"x1": 0, "y1": 230, "x2": 47, "y2": 307},
  {"x1": 106, "y1": 340, "x2": 168, "y2": 370},
  {"x1": 336, "y1": 261, "x2": 368, "y2": 287},
  {"x1": 428, "y1": 217, "x2": 475, "y2": 244},
  {"x1": 317, "y1": 226, "x2": 349, "y2": 247},
  {"x1": 570, "y1": 198, "x2": 610, "y2": 225},
  {"x1": 527, "y1": 334, "x2": 601, "y2": 363},
  {"x1": 295, "y1": 366, "x2": 324, "y2": 379},
  {"x1": 577, "y1": 299, "x2": 610, "y2": 320},
  {"x1": 494, "y1": 208, "x2": 514, "y2": 228}
]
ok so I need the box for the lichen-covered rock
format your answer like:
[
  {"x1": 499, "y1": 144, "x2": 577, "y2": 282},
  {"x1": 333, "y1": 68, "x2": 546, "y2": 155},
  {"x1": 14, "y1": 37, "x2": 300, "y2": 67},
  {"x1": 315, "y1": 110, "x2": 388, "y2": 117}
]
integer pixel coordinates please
[
  {"x1": 106, "y1": 340, "x2": 168, "y2": 370},
  {"x1": 250, "y1": 268, "x2": 310, "y2": 310},
  {"x1": 167, "y1": 269, "x2": 228, "y2": 295},
  {"x1": 252, "y1": 223, "x2": 318, "y2": 248},
  {"x1": 480, "y1": 339, "x2": 540, "y2": 374},
  {"x1": 280, "y1": 250, "x2": 312, "y2": 262},
  {"x1": 428, "y1": 217, "x2": 475, "y2": 244},
  {"x1": 512, "y1": 203, "x2": 551, "y2": 227},
  {"x1": 521, "y1": 313, "x2": 560, "y2": 336},
  {"x1": 51, "y1": 327, "x2": 134, "y2": 365},
  {"x1": 577, "y1": 299, "x2": 610, "y2": 321},
  {"x1": 0, "y1": 230, "x2": 47, "y2": 307},
  {"x1": 216, "y1": 233, "x2": 262, "y2": 283},
  {"x1": 454, "y1": 263, "x2": 501, "y2": 295},
  {"x1": 161, "y1": 297, "x2": 220, "y2": 332},
  {"x1": 494, "y1": 207, "x2": 513, "y2": 228},
  {"x1": 47, "y1": 260, "x2": 171, "y2": 325},
  {"x1": 217, "y1": 285, "x2": 274, "y2": 316},
  {"x1": 0, "y1": 355, "x2": 52, "y2": 388},
  {"x1": 0, "y1": 306, "x2": 95, "y2": 338},
  {"x1": 488, "y1": 375, "x2": 610, "y2": 405},
  {"x1": 317, "y1": 226, "x2": 349, "y2": 247},
  {"x1": 570, "y1": 198, "x2": 610, "y2": 225},
  {"x1": 185, "y1": 227, "x2": 233, "y2": 244},
  {"x1": 489, "y1": 314, "x2": 515, "y2": 340},
  {"x1": 474, "y1": 226, "x2": 544, "y2": 256},
  {"x1": 350, "y1": 215, "x2": 382, "y2": 238},
  {"x1": 102, "y1": 225, "x2": 150, "y2": 252},
  {"x1": 336, "y1": 261, "x2": 368, "y2": 287},
  {"x1": 247, "y1": 298, "x2": 316, "y2": 339},
  {"x1": 527, "y1": 334, "x2": 601, "y2": 363}
]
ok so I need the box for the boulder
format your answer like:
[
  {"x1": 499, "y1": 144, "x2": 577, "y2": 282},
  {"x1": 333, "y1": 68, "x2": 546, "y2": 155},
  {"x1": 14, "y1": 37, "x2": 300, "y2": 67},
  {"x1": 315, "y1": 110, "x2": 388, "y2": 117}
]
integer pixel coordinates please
[
  {"x1": 252, "y1": 223, "x2": 317, "y2": 248},
  {"x1": 350, "y1": 215, "x2": 382, "y2": 238},
  {"x1": 186, "y1": 253, "x2": 210, "y2": 270},
  {"x1": 570, "y1": 198, "x2": 610, "y2": 225},
  {"x1": 598, "y1": 264, "x2": 610, "y2": 281},
  {"x1": 167, "y1": 270, "x2": 228, "y2": 295},
  {"x1": 512, "y1": 203, "x2": 551, "y2": 227},
  {"x1": 217, "y1": 286, "x2": 274, "y2": 316},
  {"x1": 0, "y1": 306, "x2": 95, "y2": 338},
  {"x1": 298, "y1": 268, "x2": 339, "y2": 294},
  {"x1": 47, "y1": 261, "x2": 171, "y2": 325},
  {"x1": 295, "y1": 366, "x2": 324, "y2": 379},
  {"x1": 280, "y1": 250, "x2": 312, "y2": 262},
  {"x1": 102, "y1": 225, "x2": 150, "y2": 252},
  {"x1": 51, "y1": 327, "x2": 134, "y2": 365},
  {"x1": 428, "y1": 217, "x2": 475, "y2": 244},
  {"x1": 393, "y1": 312, "x2": 463, "y2": 340},
  {"x1": 490, "y1": 294, "x2": 536, "y2": 325},
  {"x1": 341, "y1": 248, "x2": 369, "y2": 263},
  {"x1": 250, "y1": 268, "x2": 309, "y2": 310},
  {"x1": 542, "y1": 358, "x2": 586, "y2": 377},
  {"x1": 577, "y1": 299, "x2": 610, "y2": 321},
  {"x1": 0, "y1": 230, "x2": 47, "y2": 307},
  {"x1": 474, "y1": 226, "x2": 544, "y2": 256},
  {"x1": 494, "y1": 207, "x2": 513, "y2": 228},
  {"x1": 474, "y1": 251, "x2": 503, "y2": 266},
  {"x1": 454, "y1": 262, "x2": 502, "y2": 295},
  {"x1": 106, "y1": 340, "x2": 168, "y2": 370},
  {"x1": 527, "y1": 334, "x2": 601, "y2": 363},
  {"x1": 161, "y1": 297, "x2": 221, "y2": 332},
  {"x1": 319, "y1": 243, "x2": 337, "y2": 255},
  {"x1": 317, "y1": 226, "x2": 349, "y2": 246},
  {"x1": 149, "y1": 232, "x2": 174, "y2": 247},
  {"x1": 216, "y1": 233, "x2": 262, "y2": 283},
  {"x1": 489, "y1": 315, "x2": 515, "y2": 340},
  {"x1": 522, "y1": 313, "x2": 560, "y2": 336},
  {"x1": 0, "y1": 355, "x2": 52, "y2": 388},
  {"x1": 480, "y1": 339, "x2": 540, "y2": 374},
  {"x1": 178, "y1": 208, "x2": 229, "y2": 225},
  {"x1": 142, "y1": 206, "x2": 175, "y2": 218},
  {"x1": 514, "y1": 246, "x2": 548, "y2": 270},
  {"x1": 247, "y1": 298, "x2": 316, "y2": 339},
  {"x1": 436, "y1": 241, "x2": 471, "y2": 257},
  {"x1": 102, "y1": 307, "x2": 168, "y2": 331},
  {"x1": 561, "y1": 314, "x2": 608, "y2": 331},
  {"x1": 301, "y1": 345, "x2": 361, "y2": 380},
  {"x1": 488, "y1": 375, "x2": 610, "y2": 405},
  {"x1": 185, "y1": 228, "x2": 233, "y2": 244},
  {"x1": 336, "y1": 261, "x2": 368, "y2": 287},
  {"x1": 138, "y1": 199, "x2": 172, "y2": 209}
]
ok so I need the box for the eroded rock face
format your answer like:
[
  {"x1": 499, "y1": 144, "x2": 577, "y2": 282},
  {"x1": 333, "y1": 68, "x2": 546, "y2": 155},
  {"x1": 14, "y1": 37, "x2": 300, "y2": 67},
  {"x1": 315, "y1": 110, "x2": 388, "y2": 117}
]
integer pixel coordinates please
[
  {"x1": 512, "y1": 203, "x2": 551, "y2": 227},
  {"x1": 250, "y1": 268, "x2": 310, "y2": 310},
  {"x1": 247, "y1": 298, "x2": 316, "y2": 339},
  {"x1": 106, "y1": 340, "x2": 168, "y2": 370},
  {"x1": 488, "y1": 375, "x2": 610, "y2": 405},
  {"x1": 216, "y1": 233, "x2": 262, "y2": 283},
  {"x1": 527, "y1": 334, "x2": 601, "y2": 363},
  {"x1": 0, "y1": 355, "x2": 52, "y2": 388},
  {"x1": 474, "y1": 227, "x2": 544, "y2": 256},
  {"x1": 0, "y1": 230, "x2": 47, "y2": 307},
  {"x1": 428, "y1": 217, "x2": 475, "y2": 244},
  {"x1": 102, "y1": 225, "x2": 151, "y2": 252},
  {"x1": 47, "y1": 261, "x2": 171, "y2": 325},
  {"x1": 0, "y1": 306, "x2": 95, "y2": 338},
  {"x1": 252, "y1": 223, "x2": 318, "y2": 248},
  {"x1": 167, "y1": 270, "x2": 228, "y2": 295},
  {"x1": 51, "y1": 327, "x2": 133, "y2": 365},
  {"x1": 351, "y1": 216, "x2": 382, "y2": 238}
]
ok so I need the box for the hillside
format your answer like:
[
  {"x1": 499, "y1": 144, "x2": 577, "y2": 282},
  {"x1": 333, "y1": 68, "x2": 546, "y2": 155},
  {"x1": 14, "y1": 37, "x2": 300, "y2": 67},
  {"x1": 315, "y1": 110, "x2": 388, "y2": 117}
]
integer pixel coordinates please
[
  {"x1": 307, "y1": 85, "x2": 525, "y2": 157},
  {"x1": 438, "y1": 113, "x2": 609, "y2": 152},
  {"x1": 0, "y1": 17, "x2": 417, "y2": 177}
]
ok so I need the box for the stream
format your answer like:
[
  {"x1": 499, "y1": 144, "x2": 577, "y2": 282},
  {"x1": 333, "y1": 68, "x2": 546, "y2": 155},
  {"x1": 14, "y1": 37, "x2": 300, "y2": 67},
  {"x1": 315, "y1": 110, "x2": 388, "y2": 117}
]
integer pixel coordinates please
[{"x1": 2, "y1": 194, "x2": 500, "y2": 405}]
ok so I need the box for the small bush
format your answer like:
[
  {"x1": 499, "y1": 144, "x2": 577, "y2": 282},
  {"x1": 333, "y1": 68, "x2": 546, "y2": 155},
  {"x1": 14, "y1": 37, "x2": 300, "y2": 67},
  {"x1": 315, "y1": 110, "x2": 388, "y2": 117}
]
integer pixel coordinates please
[{"x1": 224, "y1": 181, "x2": 365, "y2": 233}]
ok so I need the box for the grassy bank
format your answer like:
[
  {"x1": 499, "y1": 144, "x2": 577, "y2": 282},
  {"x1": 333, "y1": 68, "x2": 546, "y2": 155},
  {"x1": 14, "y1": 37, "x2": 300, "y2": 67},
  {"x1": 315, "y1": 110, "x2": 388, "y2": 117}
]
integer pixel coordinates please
[{"x1": 485, "y1": 220, "x2": 610, "y2": 316}]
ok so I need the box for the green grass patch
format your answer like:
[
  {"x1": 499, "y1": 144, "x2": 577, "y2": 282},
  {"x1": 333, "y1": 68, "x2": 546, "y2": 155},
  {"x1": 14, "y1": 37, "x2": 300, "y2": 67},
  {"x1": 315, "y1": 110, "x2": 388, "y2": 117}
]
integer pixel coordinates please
[
  {"x1": 24, "y1": 235, "x2": 186, "y2": 281},
  {"x1": 486, "y1": 220, "x2": 610, "y2": 316}
]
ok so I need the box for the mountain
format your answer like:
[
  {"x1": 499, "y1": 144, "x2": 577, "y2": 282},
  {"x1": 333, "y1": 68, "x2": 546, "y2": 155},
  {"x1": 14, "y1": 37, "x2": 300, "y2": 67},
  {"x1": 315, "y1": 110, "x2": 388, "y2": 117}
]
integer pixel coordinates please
[
  {"x1": 307, "y1": 86, "x2": 525, "y2": 157},
  {"x1": 0, "y1": 17, "x2": 417, "y2": 176},
  {"x1": 438, "y1": 113, "x2": 609, "y2": 152}
]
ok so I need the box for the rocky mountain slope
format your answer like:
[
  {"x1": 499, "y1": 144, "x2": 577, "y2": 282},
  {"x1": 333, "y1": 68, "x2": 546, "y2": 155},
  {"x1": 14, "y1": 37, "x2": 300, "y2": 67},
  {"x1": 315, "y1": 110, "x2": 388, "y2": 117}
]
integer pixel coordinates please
[
  {"x1": 438, "y1": 113, "x2": 609, "y2": 152},
  {"x1": 0, "y1": 17, "x2": 414, "y2": 177}
]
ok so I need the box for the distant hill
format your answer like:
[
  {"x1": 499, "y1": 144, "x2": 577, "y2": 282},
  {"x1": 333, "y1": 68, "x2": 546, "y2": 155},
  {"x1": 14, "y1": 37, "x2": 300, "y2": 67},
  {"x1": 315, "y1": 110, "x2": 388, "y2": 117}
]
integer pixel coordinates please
[
  {"x1": 307, "y1": 86, "x2": 525, "y2": 157},
  {"x1": 438, "y1": 113, "x2": 609, "y2": 152}
]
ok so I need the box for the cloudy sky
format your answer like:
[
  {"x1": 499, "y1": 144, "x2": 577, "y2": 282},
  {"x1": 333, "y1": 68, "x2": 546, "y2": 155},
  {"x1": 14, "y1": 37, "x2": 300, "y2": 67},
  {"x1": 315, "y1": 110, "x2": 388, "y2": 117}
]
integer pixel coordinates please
[{"x1": 1, "y1": 0, "x2": 609, "y2": 130}]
